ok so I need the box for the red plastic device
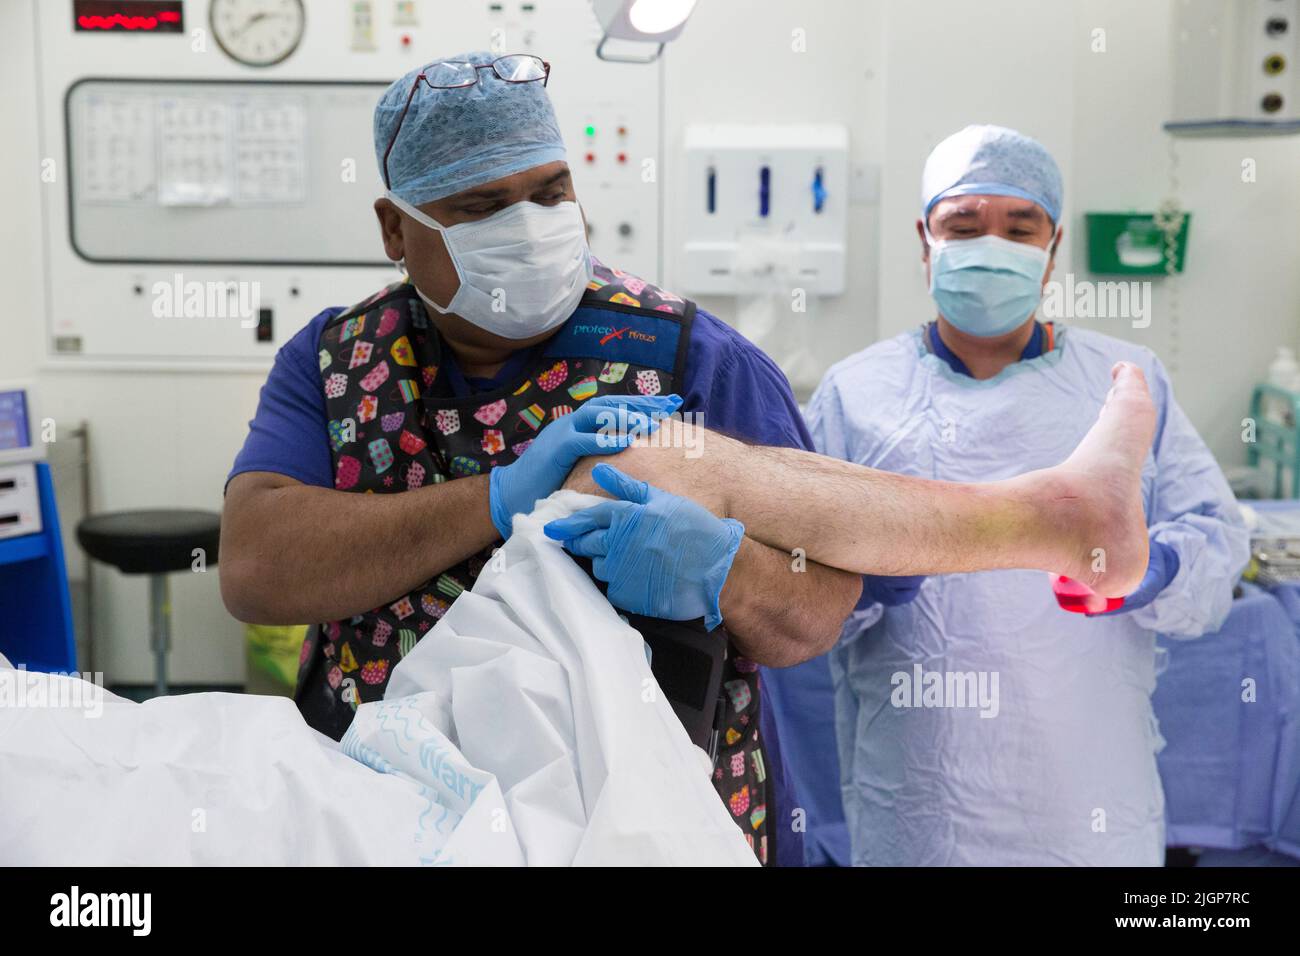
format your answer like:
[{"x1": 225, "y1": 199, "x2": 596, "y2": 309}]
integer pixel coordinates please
[{"x1": 1050, "y1": 574, "x2": 1125, "y2": 614}]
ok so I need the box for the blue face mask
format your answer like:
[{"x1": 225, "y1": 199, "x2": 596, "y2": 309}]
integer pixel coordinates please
[{"x1": 927, "y1": 234, "x2": 1052, "y2": 337}]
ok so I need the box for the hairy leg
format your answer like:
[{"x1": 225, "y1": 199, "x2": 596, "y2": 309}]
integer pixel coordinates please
[
  {"x1": 562, "y1": 412, "x2": 730, "y2": 515},
  {"x1": 563, "y1": 362, "x2": 1155, "y2": 597}
]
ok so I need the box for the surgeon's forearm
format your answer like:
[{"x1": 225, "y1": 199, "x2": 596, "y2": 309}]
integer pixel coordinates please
[
  {"x1": 220, "y1": 471, "x2": 499, "y2": 624},
  {"x1": 718, "y1": 538, "x2": 863, "y2": 667}
]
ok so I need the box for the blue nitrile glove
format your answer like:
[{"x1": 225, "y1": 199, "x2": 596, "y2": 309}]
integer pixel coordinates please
[
  {"x1": 489, "y1": 393, "x2": 682, "y2": 539},
  {"x1": 1089, "y1": 539, "x2": 1181, "y2": 616},
  {"x1": 542, "y1": 462, "x2": 745, "y2": 630},
  {"x1": 862, "y1": 574, "x2": 926, "y2": 607}
]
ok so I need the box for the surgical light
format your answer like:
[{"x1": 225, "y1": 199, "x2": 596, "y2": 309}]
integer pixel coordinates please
[
  {"x1": 592, "y1": 0, "x2": 698, "y2": 63},
  {"x1": 628, "y1": 0, "x2": 695, "y2": 33}
]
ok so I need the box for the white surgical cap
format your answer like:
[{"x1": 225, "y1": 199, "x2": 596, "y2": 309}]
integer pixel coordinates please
[
  {"x1": 374, "y1": 51, "x2": 567, "y2": 206},
  {"x1": 921, "y1": 124, "x2": 1063, "y2": 225}
]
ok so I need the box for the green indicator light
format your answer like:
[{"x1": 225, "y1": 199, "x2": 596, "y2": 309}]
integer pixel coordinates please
[{"x1": 585, "y1": 125, "x2": 596, "y2": 137}]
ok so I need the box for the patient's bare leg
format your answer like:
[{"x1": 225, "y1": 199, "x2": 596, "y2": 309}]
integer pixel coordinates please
[
  {"x1": 563, "y1": 362, "x2": 1155, "y2": 597},
  {"x1": 564, "y1": 412, "x2": 727, "y2": 515}
]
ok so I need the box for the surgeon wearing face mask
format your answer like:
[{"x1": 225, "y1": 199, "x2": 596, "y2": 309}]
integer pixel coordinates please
[
  {"x1": 765, "y1": 124, "x2": 1250, "y2": 866},
  {"x1": 382, "y1": 172, "x2": 592, "y2": 346},
  {"x1": 219, "y1": 51, "x2": 862, "y2": 867}
]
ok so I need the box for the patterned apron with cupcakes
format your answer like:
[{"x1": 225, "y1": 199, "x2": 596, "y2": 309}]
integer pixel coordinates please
[{"x1": 296, "y1": 259, "x2": 775, "y2": 864}]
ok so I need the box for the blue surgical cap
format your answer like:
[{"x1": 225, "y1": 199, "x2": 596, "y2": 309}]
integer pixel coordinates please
[
  {"x1": 921, "y1": 124, "x2": 1063, "y2": 225},
  {"x1": 374, "y1": 51, "x2": 567, "y2": 206}
]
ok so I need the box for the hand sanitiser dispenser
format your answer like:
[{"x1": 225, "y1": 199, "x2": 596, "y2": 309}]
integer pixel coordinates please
[{"x1": 680, "y1": 123, "x2": 849, "y2": 296}]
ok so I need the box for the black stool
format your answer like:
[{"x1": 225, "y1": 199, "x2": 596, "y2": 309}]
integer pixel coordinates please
[{"x1": 77, "y1": 509, "x2": 222, "y2": 696}]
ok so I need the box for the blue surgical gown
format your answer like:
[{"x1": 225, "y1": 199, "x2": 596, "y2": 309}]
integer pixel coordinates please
[{"x1": 804, "y1": 325, "x2": 1249, "y2": 866}]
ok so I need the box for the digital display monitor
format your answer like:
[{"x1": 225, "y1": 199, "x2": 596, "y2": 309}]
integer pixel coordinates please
[
  {"x1": 0, "y1": 390, "x2": 31, "y2": 453},
  {"x1": 73, "y1": 1, "x2": 184, "y2": 33}
]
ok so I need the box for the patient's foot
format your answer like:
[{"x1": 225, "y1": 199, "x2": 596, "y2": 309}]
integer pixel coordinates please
[{"x1": 1038, "y1": 362, "x2": 1156, "y2": 597}]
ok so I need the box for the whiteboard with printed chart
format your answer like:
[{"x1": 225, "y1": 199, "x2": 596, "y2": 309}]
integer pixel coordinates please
[{"x1": 37, "y1": 0, "x2": 663, "y2": 365}]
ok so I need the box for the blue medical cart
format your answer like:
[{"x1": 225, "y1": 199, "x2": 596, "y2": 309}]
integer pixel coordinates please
[{"x1": 0, "y1": 461, "x2": 77, "y2": 672}]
